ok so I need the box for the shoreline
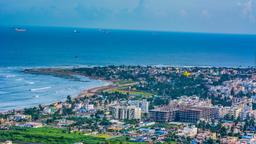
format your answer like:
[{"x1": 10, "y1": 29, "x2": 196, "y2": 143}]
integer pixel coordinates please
[
  {"x1": 77, "y1": 84, "x2": 115, "y2": 98},
  {"x1": 1, "y1": 65, "x2": 255, "y2": 113},
  {"x1": 0, "y1": 83, "x2": 113, "y2": 114},
  {"x1": 22, "y1": 67, "x2": 116, "y2": 97},
  {"x1": 0, "y1": 67, "x2": 113, "y2": 113},
  {"x1": 0, "y1": 85, "x2": 113, "y2": 114},
  {"x1": 0, "y1": 64, "x2": 254, "y2": 70}
]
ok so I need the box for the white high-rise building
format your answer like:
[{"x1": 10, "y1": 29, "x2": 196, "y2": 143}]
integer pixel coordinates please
[
  {"x1": 111, "y1": 105, "x2": 141, "y2": 120},
  {"x1": 126, "y1": 99, "x2": 149, "y2": 113},
  {"x1": 140, "y1": 99, "x2": 149, "y2": 113}
]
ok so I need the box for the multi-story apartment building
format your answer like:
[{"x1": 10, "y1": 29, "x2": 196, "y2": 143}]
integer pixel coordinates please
[{"x1": 111, "y1": 105, "x2": 142, "y2": 120}]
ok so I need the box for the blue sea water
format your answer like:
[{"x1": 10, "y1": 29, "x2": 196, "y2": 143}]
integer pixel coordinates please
[
  {"x1": 0, "y1": 67, "x2": 109, "y2": 111},
  {"x1": 1, "y1": 26, "x2": 256, "y2": 67},
  {"x1": 0, "y1": 26, "x2": 255, "y2": 111}
]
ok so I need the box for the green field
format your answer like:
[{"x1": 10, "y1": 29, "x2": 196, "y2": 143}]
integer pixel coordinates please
[
  {"x1": 0, "y1": 127, "x2": 142, "y2": 144},
  {"x1": 113, "y1": 80, "x2": 135, "y2": 85},
  {"x1": 106, "y1": 89, "x2": 153, "y2": 97}
]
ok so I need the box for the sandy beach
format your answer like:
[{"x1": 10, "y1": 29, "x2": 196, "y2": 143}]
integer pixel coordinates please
[
  {"x1": 0, "y1": 67, "x2": 110, "y2": 112},
  {"x1": 78, "y1": 84, "x2": 115, "y2": 97}
]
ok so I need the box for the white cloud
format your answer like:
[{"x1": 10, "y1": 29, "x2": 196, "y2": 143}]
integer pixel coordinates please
[
  {"x1": 201, "y1": 9, "x2": 209, "y2": 17},
  {"x1": 180, "y1": 9, "x2": 188, "y2": 16},
  {"x1": 242, "y1": 0, "x2": 256, "y2": 22}
]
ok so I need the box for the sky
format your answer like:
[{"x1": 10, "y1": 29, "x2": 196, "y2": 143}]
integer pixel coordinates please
[{"x1": 0, "y1": 0, "x2": 256, "y2": 34}]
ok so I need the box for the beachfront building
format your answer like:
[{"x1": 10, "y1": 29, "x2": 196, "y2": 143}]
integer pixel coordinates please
[
  {"x1": 110, "y1": 105, "x2": 142, "y2": 120},
  {"x1": 140, "y1": 99, "x2": 149, "y2": 113},
  {"x1": 126, "y1": 99, "x2": 149, "y2": 113},
  {"x1": 149, "y1": 106, "x2": 177, "y2": 122},
  {"x1": 177, "y1": 108, "x2": 201, "y2": 123},
  {"x1": 149, "y1": 96, "x2": 219, "y2": 123}
]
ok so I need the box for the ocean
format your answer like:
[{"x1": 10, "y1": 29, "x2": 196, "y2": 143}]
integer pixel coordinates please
[
  {"x1": 1, "y1": 26, "x2": 256, "y2": 67},
  {"x1": 0, "y1": 26, "x2": 255, "y2": 111},
  {"x1": 0, "y1": 67, "x2": 109, "y2": 111}
]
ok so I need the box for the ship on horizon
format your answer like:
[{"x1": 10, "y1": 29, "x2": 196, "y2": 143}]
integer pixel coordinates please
[{"x1": 15, "y1": 28, "x2": 27, "y2": 32}]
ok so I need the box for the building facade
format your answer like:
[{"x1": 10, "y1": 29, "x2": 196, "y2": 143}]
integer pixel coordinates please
[
  {"x1": 111, "y1": 105, "x2": 142, "y2": 120},
  {"x1": 149, "y1": 97, "x2": 219, "y2": 123}
]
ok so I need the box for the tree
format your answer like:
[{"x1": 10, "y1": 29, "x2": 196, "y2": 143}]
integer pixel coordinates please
[
  {"x1": 220, "y1": 127, "x2": 227, "y2": 137},
  {"x1": 204, "y1": 138, "x2": 214, "y2": 144},
  {"x1": 100, "y1": 117, "x2": 111, "y2": 126},
  {"x1": 231, "y1": 87, "x2": 235, "y2": 96},
  {"x1": 24, "y1": 107, "x2": 40, "y2": 120},
  {"x1": 38, "y1": 104, "x2": 44, "y2": 111},
  {"x1": 62, "y1": 105, "x2": 73, "y2": 115},
  {"x1": 66, "y1": 95, "x2": 72, "y2": 104}
]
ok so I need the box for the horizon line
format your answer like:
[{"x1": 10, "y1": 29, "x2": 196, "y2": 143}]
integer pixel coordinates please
[{"x1": 1, "y1": 24, "x2": 256, "y2": 36}]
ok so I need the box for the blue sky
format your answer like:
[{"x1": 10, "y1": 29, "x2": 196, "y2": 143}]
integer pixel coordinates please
[{"x1": 0, "y1": 0, "x2": 256, "y2": 34}]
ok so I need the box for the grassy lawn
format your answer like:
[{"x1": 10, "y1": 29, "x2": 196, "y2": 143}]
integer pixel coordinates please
[
  {"x1": 110, "y1": 80, "x2": 153, "y2": 98},
  {"x1": 106, "y1": 88, "x2": 153, "y2": 97},
  {"x1": 113, "y1": 80, "x2": 134, "y2": 85},
  {"x1": 0, "y1": 127, "x2": 141, "y2": 144},
  {"x1": 154, "y1": 123, "x2": 182, "y2": 130},
  {"x1": 90, "y1": 133, "x2": 112, "y2": 139},
  {"x1": 108, "y1": 136, "x2": 146, "y2": 144}
]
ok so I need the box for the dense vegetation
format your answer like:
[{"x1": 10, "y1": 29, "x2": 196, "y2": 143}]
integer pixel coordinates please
[
  {"x1": 24, "y1": 66, "x2": 256, "y2": 107},
  {"x1": 0, "y1": 127, "x2": 142, "y2": 144}
]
